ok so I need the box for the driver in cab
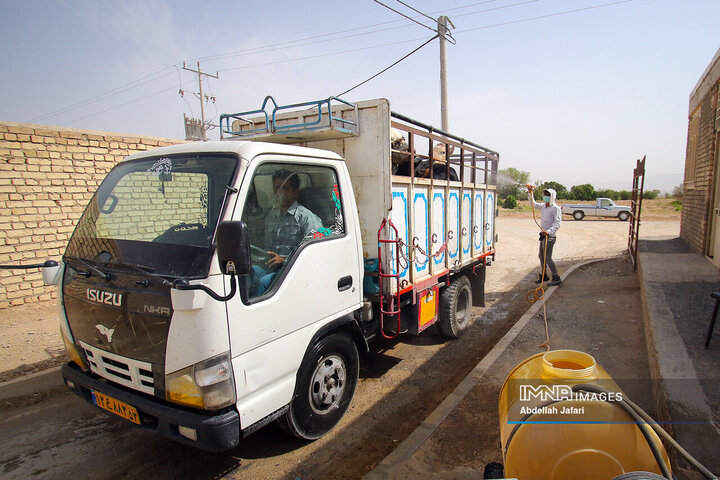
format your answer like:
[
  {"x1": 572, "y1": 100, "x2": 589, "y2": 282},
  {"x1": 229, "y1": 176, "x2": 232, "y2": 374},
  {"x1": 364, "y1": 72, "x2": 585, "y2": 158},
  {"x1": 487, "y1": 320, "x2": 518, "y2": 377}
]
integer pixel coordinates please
[{"x1": 251, "y1": 169, "x2": 322, "y2": 296}]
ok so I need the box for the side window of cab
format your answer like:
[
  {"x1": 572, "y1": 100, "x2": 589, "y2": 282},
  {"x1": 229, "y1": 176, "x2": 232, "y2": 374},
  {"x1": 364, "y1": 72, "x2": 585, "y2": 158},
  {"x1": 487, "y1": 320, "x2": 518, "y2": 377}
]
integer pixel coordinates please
[{"x1": 240, "y1": 162, "x2": 345, "y2": 300}]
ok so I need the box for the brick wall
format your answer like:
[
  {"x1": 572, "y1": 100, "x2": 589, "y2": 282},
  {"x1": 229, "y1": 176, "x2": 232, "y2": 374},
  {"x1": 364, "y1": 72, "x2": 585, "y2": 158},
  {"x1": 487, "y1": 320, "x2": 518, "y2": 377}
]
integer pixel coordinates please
[
  {"x1": 0, "y1": 121, "x2": 182, "y2": 308},
  {"x1": 680, "y1": 89, "x2": 718, "y2": 254}
]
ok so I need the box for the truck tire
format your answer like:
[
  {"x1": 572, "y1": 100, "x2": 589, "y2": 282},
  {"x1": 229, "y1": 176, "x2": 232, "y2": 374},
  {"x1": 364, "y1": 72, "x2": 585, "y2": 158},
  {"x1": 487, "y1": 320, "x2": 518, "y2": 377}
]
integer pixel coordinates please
[
  {"x1": 573, "y1": 211, "x2": 585, "y2": 220},
  {"x1": 439, "y1": 275, "x2": 472, "y2": 338},
  {"x1": 618, "y1": 211, "x2": 630, "y2": 221},
  {"x1": 278, "y1": 333, "x2": 359, "y2": 440}
]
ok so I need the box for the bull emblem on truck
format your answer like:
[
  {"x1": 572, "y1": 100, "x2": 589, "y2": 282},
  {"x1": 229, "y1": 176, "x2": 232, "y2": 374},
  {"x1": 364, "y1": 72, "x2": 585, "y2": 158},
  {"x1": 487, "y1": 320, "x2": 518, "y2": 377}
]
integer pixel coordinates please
[{"x1": 95, "y1": 324, "x2": 115, "y2": 343}]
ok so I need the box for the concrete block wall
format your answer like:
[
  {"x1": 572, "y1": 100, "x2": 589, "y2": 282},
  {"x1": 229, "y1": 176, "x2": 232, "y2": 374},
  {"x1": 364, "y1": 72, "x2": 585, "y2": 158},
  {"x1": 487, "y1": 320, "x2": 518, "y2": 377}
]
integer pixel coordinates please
[{"x1": 0, "y1": 121, "x2": 182, "y2": 308}]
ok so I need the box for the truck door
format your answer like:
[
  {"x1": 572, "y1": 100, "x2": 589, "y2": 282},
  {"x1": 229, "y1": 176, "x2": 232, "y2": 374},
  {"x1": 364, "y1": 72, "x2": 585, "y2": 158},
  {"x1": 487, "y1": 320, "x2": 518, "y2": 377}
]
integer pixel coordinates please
[
  {"x1": 599, "y1": 198, "x2": 613, "y2": 217},
  {"x1": 226, "y1": 157, "x2": 361, "y2": 428}
]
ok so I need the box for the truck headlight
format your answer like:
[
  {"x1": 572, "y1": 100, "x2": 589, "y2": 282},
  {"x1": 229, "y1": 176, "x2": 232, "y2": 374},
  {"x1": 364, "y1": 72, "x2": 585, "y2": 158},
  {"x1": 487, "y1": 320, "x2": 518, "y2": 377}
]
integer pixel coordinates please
[
  {"x1": 165, "y1": 352, "x2": 236, "y2": 410},
  {"x1": 61, "y1": 328, "x2": 87, "y2": 370}
]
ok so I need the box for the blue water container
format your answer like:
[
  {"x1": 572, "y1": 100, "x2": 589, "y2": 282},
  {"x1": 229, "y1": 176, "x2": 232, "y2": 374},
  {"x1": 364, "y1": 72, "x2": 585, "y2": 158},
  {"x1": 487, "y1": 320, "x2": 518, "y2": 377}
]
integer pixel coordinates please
[{"x1": 363, "y1": 258, "x2": 380, "y2": 295}]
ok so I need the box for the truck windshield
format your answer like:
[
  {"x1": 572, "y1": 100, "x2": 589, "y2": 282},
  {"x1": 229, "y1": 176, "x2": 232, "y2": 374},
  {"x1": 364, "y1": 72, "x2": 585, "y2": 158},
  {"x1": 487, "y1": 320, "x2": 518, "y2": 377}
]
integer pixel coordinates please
[{"x1": 65, "y1": 154, "x2": 237, "y2": 278}]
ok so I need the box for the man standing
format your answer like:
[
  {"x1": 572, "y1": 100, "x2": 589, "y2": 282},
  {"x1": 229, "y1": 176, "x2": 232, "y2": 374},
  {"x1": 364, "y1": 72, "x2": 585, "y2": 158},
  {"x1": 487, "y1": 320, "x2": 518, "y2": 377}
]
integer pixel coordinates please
[{"x1": 528, "y1": 186, "x2": 562, "y2": 286}]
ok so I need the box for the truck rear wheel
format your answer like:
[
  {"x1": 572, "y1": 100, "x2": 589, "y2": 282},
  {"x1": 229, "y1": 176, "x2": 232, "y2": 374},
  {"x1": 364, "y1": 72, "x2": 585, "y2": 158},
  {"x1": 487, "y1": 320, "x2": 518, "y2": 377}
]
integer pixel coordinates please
[
  {"x1": 439, "y1": 275, "x2": 472, "y2": 338},
  {"x1": 618, "y1": 211, "x2": 630, "y2": 221},
  {"x1": 278, "y1": 333, "x2": 359, "y2": 440},
  {"x1": 573, "y1": 211, "x2": 585, "y2": 220}
]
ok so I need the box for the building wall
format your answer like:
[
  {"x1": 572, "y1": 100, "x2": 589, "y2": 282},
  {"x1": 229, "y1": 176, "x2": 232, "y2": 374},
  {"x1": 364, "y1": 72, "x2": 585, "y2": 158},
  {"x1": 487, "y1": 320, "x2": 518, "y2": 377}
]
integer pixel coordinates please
[
  {"x1": 681, "y1": 90, "x2": 718, "y2": 253},
  {"x1": 0, "y1": 121, "x2": 182, "y2": 308},
  {"x1": 681, "y1": 49, "x2": 720, "y2": 256}
]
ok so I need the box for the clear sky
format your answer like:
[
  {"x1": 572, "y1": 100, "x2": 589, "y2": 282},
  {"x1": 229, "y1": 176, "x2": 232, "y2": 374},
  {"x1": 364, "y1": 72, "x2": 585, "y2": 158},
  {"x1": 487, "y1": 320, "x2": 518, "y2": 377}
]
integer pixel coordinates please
[{"x1": 2, "y1": 0, "x2": 719, "y2": 193}]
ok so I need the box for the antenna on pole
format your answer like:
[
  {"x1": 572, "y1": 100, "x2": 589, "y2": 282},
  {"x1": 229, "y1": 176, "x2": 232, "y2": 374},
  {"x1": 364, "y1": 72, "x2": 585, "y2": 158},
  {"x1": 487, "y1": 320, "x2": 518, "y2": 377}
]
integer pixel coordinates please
[{"x1": 181, "y1": 62, "x2": 218, "y2": 141}]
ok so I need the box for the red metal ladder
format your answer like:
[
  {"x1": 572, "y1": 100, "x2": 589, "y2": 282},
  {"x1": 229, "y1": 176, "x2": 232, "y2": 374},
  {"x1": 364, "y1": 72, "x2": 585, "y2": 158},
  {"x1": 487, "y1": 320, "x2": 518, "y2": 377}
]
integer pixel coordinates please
[{"x1": 377, "y1": 218, "x2": 402, "y2": 339}]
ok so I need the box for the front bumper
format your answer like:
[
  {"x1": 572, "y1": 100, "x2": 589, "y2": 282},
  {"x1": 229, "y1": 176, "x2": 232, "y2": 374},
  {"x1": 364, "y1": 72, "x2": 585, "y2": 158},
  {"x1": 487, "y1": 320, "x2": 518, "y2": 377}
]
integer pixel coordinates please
[{"x1": 62, "y1": 362, "x2": 240, "y2": 452}]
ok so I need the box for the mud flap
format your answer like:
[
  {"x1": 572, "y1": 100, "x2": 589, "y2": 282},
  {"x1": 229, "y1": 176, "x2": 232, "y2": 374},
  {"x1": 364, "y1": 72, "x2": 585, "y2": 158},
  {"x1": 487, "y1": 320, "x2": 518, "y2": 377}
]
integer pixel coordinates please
[{"x1": 470, "y1": 265, "x2": 486, "y2": 307}]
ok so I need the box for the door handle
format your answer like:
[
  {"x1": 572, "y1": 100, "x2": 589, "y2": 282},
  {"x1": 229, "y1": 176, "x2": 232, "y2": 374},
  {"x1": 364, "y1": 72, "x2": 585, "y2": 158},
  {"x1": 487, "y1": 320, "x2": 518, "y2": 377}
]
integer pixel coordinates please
[{"x1": 338, "y1": 275, "x2": 353, "y2": 292}]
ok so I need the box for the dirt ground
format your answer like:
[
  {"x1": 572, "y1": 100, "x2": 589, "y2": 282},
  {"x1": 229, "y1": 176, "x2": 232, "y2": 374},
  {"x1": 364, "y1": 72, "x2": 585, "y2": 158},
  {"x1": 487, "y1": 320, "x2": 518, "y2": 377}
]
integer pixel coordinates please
[
  {"x1": 0, "y1": 212, "x2": 680, "y2": 378},
  {"x1": 385, "y1": 256, "x2": 660, "y2": 479},
  {"x1": 0, "y1": 213, "x2": 681, "y2": 480}
]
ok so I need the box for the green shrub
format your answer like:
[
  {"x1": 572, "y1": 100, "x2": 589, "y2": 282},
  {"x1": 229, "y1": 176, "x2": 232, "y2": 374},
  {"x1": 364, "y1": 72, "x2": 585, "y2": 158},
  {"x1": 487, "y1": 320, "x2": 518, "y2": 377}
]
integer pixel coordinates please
[
  {"x1": 671, "y1": 200, "x2": 682, "y2": 211},
  {"x1": 502, "y1": 195, "x2": 517, "y2": 209}
]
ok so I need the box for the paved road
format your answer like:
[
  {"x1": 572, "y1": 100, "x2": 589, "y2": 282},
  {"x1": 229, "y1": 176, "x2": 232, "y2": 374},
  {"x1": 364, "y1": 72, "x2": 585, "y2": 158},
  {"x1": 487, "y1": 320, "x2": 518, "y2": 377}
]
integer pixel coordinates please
[{"x1": 0, "y1": 218, "x2": 680, "y2": 480}]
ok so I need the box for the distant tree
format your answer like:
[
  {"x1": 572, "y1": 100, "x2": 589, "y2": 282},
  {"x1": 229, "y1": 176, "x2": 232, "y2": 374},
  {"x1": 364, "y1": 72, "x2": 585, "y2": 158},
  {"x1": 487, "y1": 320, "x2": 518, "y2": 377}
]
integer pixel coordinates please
[
  {"x1": 672, "y1": 184, "x2": 683, "y2": 199},
  {"x1": 569, "y1": 184, "x2": 597, "y2": 201},
  {"x1": 536, "y1": 181, "x2": 568, "y2": 200},
  {"x1": 497, "y1": 167, "x2": 531, "y2": 199},
  {"x1": 618, "y1": 190, "x2": 632, "y2": 200},
  {"x1": 502, "y1": 195, "x2": 517, "y2": 209},
  {"x1": 597, "y1": 189, "x2": 619, "y2": 200},
  {"x1": 642, "y1": 189, "x2": 660, "y2": 200}
]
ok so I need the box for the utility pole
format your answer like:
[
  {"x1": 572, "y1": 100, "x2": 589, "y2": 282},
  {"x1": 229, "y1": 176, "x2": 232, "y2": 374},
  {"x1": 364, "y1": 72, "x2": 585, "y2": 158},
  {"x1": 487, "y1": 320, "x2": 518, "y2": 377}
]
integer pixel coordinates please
[
  {"x1": 182, "y1": 62, "x2": 218, "y2": 141},
  {"x1": 437, "y1": 15, "x2": 454, "y2": 132}
]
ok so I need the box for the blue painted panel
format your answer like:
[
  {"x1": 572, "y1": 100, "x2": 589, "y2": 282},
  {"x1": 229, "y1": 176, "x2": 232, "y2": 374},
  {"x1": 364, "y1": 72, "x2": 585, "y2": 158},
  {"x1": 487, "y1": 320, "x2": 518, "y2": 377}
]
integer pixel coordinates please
[
  {"x1": 474, "y1": 193, "x2": 484, "y2": 250},
  {"x1": 463, "y1": 192, "x2": 472, "y2": 255},
  {"x1": 449, "y1": 192, "x2": 460, "y2": 259},
  {"x1": 413, "y1": 192, "x2": 429, "y2": 274},
  {"x1": 391, "y1": 190, "x2": 408, "y2": 278},
  {"x1": 486, "y1": 193, "x2": 495, "y2": 247},
  {"x1": 432, "y1": 192, "x2": 445, "y2": 266}
]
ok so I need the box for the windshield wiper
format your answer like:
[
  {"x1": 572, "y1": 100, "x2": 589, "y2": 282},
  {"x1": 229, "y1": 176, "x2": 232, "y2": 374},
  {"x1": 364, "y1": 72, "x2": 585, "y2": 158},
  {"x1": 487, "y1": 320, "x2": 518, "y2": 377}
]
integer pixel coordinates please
[
  {"x1": 102, "y1": 260, "x2": 174, "y2": 287},
  {"x1": 65, "y1": 256, "x2": 111, "y2": 281}
]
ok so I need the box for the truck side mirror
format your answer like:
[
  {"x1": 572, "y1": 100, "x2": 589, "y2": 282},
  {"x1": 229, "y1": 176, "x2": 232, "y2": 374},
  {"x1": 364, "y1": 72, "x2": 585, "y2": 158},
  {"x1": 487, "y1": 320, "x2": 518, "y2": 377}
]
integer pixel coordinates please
[{"x1": 216, "y1": 221, "x2": 251, "y2": 276}]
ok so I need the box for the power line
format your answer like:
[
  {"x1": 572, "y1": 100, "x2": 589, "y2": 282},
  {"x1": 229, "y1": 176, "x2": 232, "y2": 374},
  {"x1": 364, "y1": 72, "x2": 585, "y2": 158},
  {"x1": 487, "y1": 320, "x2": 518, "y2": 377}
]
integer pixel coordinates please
[
  {"x1": 219, "y1": 0, "x2": 630, "y2": 75},
  {"x1": 395, "y1": 0, "x2": 438, "y2": 24},
  {"x1": 40, "y1": 0, "x2": 633, "y2": 126},
  {"x1": 63, "y1": 80, "x2": 194, "y2": 126},
  {"x1": 452, "y1": 0, "x2": 540, "y2": 20},
  {"x1": 373, "y1": 0, "x2": 438, "y2": 34},
  {"x1": 28, "y1": 67, "x2": 177, "y2": 123},
  {"x1": 456, "y1": 0, "x2": 633, "y2": 33},
  {"x1": 337, "y1": 34, "x2": 439, "y2": 97},
  {"x1": 26, "y1": 0, "x2": 513, "y2": 123},
  {"x1": 186, "y1": 0, "x2": 505, "y2": 65},
  {"x1": 220, "y1": 36, "x2": 428, "y2": 73}
]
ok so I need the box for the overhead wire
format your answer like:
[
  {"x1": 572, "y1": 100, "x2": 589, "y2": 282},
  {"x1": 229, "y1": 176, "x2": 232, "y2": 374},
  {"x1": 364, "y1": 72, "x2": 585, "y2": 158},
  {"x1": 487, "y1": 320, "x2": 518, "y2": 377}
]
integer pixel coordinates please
[
  {"x1": 336, "y1": 34, "x2": 439, "y2": 97},
  {"x1": 26, "y1": 1, "x2": 524, "y2": 123},
  {"x1": 456, "y1": 0, "x2": 633, "y2": 33},
  {"x1": 28, "y1": 66, "x2": 178, "y2": 123},
  {"x1": 220, "y1": 36, "x2": 428, "y2": 73},
  {"x1": 63, "y1": 80, "x2": 194, "y2": 125},
  {"x1": 395, "y1": 0, "x2": 439, "y2": 24},
  {"x1": 176, "y1": 65, "x2": 195, "y2": 117},
  {"x1": 185, "y1": 0, "x2": 501, "y2": 64},
  {"x1": 373, "y1": 0, "x2": 439, "y2": 34},
  {"x1": 35, "y1": 0, "x2": 632, "y2": 126}
]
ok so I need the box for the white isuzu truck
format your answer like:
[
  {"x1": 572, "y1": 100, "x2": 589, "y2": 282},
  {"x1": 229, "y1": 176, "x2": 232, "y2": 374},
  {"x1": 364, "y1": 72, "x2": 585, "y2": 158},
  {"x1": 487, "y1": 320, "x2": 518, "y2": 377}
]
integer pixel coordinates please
[{"x1": 44, "y1": 97, "x2": 499, "y2": 451}]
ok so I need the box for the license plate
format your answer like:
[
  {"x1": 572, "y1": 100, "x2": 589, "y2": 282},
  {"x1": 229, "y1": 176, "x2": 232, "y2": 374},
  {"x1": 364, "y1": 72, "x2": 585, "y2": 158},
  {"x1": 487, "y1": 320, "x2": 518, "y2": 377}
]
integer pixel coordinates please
[{"x1": 91, "y1": 390, "x2": 141, "y2": 425}]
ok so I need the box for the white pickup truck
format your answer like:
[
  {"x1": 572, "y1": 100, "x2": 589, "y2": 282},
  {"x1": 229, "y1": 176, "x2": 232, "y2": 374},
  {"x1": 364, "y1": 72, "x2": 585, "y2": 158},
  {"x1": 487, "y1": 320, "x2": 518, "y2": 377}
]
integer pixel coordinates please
[{"x1": 561, "y1": 198, "x2": 632, "y2": 221}]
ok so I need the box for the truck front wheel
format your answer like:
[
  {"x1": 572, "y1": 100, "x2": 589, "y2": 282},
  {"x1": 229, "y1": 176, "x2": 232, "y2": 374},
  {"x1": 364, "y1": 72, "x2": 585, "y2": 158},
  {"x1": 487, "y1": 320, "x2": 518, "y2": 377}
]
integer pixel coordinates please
[
  {"x1": 278, "y1": 333, "x2": 359, "y2": 440},
  {"x1": 439, "y1": 275, "x2": 473, "y2": 338},
  {"x1": 573, "y1": 211, "x2": 585, "y2": 220}
]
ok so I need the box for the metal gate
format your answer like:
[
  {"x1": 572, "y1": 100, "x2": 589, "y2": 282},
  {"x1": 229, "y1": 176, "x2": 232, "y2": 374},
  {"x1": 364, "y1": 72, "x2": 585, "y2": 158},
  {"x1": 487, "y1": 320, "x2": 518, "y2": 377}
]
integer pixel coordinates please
[{"x1": 628, "y1": 156, "x2": 646, "y2": 270}]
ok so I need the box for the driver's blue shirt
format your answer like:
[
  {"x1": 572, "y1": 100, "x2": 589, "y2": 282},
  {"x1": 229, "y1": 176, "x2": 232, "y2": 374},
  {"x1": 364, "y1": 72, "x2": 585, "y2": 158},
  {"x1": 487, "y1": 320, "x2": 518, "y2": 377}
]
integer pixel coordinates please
[{"x1": 264, "y1": 201, "x2": 322, "y2": 257}]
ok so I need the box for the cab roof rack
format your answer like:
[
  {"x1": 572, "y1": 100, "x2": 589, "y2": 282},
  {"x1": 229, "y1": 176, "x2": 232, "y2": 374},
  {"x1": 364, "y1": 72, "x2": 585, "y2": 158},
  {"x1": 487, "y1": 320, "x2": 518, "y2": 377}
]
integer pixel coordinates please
[{"x1": 220, "y1": 96, "x2": 359, "y2": 143}]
